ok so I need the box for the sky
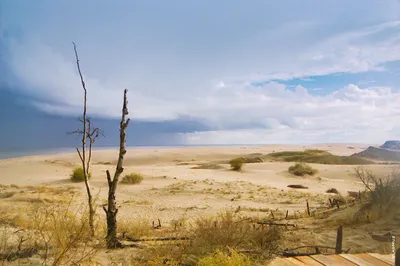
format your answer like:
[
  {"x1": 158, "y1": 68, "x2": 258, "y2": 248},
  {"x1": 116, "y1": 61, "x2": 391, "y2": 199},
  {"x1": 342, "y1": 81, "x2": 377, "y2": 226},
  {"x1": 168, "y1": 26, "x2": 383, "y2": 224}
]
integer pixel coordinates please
[{"x1": 1, "y1": 0, "x2": 400, "y2": 150}]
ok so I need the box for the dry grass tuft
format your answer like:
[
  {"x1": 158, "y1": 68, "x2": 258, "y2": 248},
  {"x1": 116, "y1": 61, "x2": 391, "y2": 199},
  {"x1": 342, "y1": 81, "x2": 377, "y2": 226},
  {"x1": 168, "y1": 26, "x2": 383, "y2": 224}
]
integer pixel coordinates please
[{"x1": 0, "y1": 199, "x2": 100, "y2": 265}]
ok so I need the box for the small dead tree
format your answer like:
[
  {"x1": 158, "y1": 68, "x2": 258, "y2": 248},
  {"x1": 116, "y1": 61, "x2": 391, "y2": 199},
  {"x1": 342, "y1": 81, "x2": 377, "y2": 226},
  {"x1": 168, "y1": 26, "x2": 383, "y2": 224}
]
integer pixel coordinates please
[
  {"x1": 354, "y1": 166, "x2": 400, "y2": 206},
  {"x1": 103, "y1": 89, "x2": 130, "y2": 248},
  {"x1": 71, "y1": 42, "x2": 102, "y2": 236}
]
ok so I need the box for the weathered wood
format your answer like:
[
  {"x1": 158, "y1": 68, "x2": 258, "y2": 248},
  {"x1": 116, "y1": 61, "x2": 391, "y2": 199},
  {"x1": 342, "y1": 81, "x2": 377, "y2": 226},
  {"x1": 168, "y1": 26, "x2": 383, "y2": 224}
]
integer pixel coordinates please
[
  {"x1": 125, "y1": 236, "x2": 191, "y2": 242},
  {"x1": 104, "y1": 89, "x2": 130, "y2": 249},
  {"x1": 283, "y1": 247, "x2": 330, "y2": 257},
  {"x1": 355, "y1": 253, "x2": 391, "y2": 266},
  {"x1": 335, "y1": 226, "x2": 343, "y2": 254},
  {"x1": 257, "y1": 221, "x2": 297, "y2": 227},
  {"x1": 284, "y1": 257, "x2": 307, "y2": 265},
  {"x1": 269, "y1": 257, "x2": 305, "y2": 266},
  {"x1": 340, "y1": 254, "x2": 374, "y2": 266},
  {"x1": 367, "y1": 253, "x2": 393, "y2": 265},
  {"x1": 0, "y1": 248, "x2": 37, "y2": 261},
  {"x1": 294, "y1": 256, "x2": 324, "y2": 265},
  {"x1": 312, "y1": 254, "x2": 355, "y2": 266}
]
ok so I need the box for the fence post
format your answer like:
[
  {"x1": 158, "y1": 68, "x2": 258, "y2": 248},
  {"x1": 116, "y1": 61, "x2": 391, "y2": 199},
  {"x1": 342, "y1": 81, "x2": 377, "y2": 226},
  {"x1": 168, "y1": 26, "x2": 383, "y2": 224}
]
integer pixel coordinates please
[{"x1": 335, "y1": 226, "x2": 343, "y2": 254}]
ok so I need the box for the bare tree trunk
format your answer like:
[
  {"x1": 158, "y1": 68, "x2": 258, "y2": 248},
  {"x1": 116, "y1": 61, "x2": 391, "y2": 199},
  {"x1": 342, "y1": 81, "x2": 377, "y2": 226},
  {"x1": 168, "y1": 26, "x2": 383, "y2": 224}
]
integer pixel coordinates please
[
  {"x1": 73, "y1": 42, "x2": 95, "y2": 236},
  {"x1": 103, "y1": 89, "x2": 130, "y2": 249}
]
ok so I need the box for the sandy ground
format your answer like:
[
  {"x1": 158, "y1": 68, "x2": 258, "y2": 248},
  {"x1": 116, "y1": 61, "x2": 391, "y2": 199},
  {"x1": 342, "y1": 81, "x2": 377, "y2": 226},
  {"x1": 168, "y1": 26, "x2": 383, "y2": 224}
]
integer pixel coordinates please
[
  {"x1": 0, "y1": 144, "x2": 395, "y2": 219},
  {"x1": 1, "y1": 143, "x2": 399, "y2": 262}
]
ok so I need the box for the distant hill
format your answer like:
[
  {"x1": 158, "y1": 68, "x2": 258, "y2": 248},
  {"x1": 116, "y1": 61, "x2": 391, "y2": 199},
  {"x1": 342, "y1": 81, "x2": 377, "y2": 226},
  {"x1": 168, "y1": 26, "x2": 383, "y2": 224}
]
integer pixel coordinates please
[
  {"x1": 380, "y1": 140, "x2": 400, "y2": 150},
  {"x1": 352, "y1": 146, "x2": 400, "y2": 162}
]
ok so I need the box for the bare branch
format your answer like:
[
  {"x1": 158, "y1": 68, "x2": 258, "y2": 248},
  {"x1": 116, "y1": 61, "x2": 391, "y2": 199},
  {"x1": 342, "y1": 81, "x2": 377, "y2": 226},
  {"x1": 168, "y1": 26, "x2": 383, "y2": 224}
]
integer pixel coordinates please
[
  {"x1": 76, "y1": 148, "x2": 83, "y2": 163},
  {"x1": 73, "y1": 42, "x2": 87, "y2": 94},
  {"x1": 73, "y1": 42, "x2": 95, "y2": 236},
  {"x1": 106, "y1": 170, "x2": 112, "y2": 187}
]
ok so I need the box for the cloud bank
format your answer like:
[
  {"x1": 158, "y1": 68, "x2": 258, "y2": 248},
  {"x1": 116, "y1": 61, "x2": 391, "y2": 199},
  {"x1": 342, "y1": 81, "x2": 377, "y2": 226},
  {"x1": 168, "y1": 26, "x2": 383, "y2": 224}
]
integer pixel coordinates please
[{"x1": 1, "y1": 0, "x2": 400, "y2": 144}]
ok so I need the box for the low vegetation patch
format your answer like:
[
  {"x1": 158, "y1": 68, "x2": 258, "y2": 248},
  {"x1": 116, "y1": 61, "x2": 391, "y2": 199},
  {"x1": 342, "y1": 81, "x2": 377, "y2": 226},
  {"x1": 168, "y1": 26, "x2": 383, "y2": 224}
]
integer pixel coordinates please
[
  {"x1": 138, "y1": 211, "x2": 280, "y2": 265},
  {"x1": 96, "y1": 161, "x2": 112, "y2": 165},
  {"x1": 326, "y1": 188, "x2": 339, "y2": 194},
  {"x1": 191, "y1": 163, "x2": 224, "y2": 170},
  {"x1": 70, "y1": 167, "x2": 91, "y2": 182},
  {"x1": 121, "y1": 173, "x2": 144, "y2": 184},
  {"x1": 288, "y1": 163, "x2": 318, "y2": 176},
  {"x1": 287, "y1": 184, "x2": 308, "y2": 189},
  {"x1": 268, "y1": 149, "x2": 373, "y2": 165},
  {"x1": 229, "y1": 158, "x2": 244, "y2": 171}
]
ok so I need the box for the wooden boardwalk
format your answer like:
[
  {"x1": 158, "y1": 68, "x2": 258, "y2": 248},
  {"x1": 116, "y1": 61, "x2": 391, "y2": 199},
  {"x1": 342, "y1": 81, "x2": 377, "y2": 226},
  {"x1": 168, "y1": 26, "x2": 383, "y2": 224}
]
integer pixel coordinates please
[{"x1": 269, "y1": 253, "x2": 394, "y2": 265}]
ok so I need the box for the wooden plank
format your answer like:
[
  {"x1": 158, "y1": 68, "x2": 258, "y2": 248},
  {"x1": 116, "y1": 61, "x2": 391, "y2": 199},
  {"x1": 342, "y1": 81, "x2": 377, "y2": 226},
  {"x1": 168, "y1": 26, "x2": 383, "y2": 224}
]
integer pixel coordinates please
[
  {"x1": 325, "y1": 255, "x2": 357, "y2": 265},
  {"x1": 340, "y1": 254, "x2": 375, "y2": 266},
  {"x1": 311, "y1": 254, "x2": 355, "y2": 265},
  {"x1": 368, "y1": 253, "x2": 394, "y2": 265},
  {"x1": 355, "y1": 253, "x2": 391, "y2": 266},
  {"x1": 269, "y1": 258, "x2": 304, "y2": 266},
  {"x1": 294, "y1": 256, "x2": 324, "y2": 265},
  {"x1": 285, "y1": 257, "x2": 306, "y2": 265}
]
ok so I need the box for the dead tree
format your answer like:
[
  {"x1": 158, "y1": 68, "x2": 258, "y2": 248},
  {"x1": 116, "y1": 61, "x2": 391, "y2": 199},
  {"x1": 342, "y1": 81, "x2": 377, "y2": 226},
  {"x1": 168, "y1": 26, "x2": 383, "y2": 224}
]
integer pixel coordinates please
[
  {"x1": 71, "y1": 42, "x2": 100, "y2": 236},
  {"x1": 103, "y1": 89, "x2": 130, "y2": 249}
]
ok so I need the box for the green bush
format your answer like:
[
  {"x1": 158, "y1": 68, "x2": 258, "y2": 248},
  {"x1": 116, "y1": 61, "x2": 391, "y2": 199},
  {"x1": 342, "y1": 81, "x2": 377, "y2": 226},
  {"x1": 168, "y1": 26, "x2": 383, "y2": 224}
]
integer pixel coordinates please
[
  {"x1": 121, "y1": 173, "x2": 144, "y2": 185},
  {"x1": 197, "y1": 248, "x2": 252, "y2": 266},
  {"x1": 229, "y1": 158, "x2": 244, "y2": 171},
  {"x1": 288, "y1": 163, "x2": 318, "y2": 176},
  {"x1": 70, "y1": 167, "x2": 91, "y2": 182}
]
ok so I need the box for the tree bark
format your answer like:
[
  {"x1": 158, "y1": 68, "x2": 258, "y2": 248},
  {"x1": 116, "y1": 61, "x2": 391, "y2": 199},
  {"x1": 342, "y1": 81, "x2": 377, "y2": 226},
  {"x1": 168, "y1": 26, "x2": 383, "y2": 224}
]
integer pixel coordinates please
[{"x1": 104, "y1": 89, "x2": 130, "y2": 249}]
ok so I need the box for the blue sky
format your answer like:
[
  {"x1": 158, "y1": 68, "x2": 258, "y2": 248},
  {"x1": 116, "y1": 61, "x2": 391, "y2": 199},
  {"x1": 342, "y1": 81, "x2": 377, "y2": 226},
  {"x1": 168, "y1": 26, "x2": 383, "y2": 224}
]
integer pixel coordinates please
[{"x1": 1, "y1": 0, "x2": 400, "y2": 149}]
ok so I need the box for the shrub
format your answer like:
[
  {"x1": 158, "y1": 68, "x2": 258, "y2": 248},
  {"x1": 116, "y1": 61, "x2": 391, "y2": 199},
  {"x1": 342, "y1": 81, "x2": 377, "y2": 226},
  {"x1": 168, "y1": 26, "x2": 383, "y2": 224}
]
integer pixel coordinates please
[
  {"x1": 229, "y1": 158, "x2": 244, "y2": 171},
  {"x1": 197, "y1": 248, "x2": 252, "y2": 266},
  {"x1": 121, "y1": 173, "x2": 144, "y2": 184},
  {"x1": 288, "y1": 163, "x2": 318, "y2": 176},
  {"x1": 70, "y1": 167, "x2": 91, "y2": 182}
]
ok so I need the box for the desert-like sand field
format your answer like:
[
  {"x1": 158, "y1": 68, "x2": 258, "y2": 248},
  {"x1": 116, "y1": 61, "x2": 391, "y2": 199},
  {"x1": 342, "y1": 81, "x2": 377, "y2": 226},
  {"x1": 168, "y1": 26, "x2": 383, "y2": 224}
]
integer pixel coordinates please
[{"x1": 1, "y1": 144, "x2": 399, "y2": 265}]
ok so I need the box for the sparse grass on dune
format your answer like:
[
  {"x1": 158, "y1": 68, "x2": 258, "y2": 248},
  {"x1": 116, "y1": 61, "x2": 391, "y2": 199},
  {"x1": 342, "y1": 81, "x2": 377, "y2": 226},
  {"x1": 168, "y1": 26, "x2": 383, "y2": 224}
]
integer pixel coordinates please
[
  {"x1": 288, "y1": 162, "x2": 318, "y2": 176},
  {"x1": 70, "y1": 167, "x2": 92, "y2": 182},
  {"x1": 268, "y1": 149, "x2": 374, "y2": 165},
  {"x1": 191, "y1": 163, "x2": 224, "y2": 170},
  {"x1": 0, "y1": 193, "x2": 100, "y2": 265},
  {"x1": 197, "y1": 248, "x2": 252, "y2": 266},
  {"x1": 136, "y1": 211, "x2": 280, "y2": 265},
  {"x1": 121, "y1": 173, "x2": 144, "y2": 184}
]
